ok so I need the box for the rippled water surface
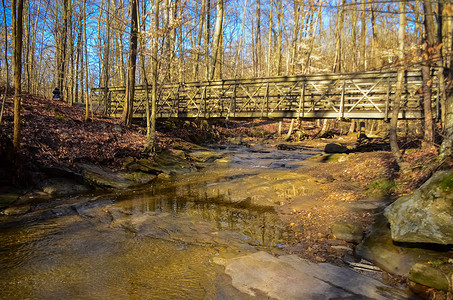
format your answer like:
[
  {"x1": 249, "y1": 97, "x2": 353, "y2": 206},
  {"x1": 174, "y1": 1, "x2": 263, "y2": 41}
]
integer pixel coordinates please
[{"x1": 0, "y1": 146, "x2": 319, "y2": 299}]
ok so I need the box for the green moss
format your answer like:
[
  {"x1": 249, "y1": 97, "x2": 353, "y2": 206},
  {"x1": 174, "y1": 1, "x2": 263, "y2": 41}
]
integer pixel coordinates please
[
  {"x1": 55, "y1": 114, "x2": 66, "y2": 121},
  {"x1": 367, "y1": 178, "x2": 396, "y2": 198},
  {"x1": 439, "y1": 172, "x2": 453, "y2": 192}
]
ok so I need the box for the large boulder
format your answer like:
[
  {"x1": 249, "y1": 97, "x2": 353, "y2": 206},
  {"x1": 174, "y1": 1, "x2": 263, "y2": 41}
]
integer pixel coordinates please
[
  {"x1": 324, "y1": 143, "x2": 349, "y2": 154},
  {"x1": 384, "y1": 170, "x2": 453, "y2": 245},
  {"x1": 355, "y1": 216, "x2": 452, "y2": 277}
]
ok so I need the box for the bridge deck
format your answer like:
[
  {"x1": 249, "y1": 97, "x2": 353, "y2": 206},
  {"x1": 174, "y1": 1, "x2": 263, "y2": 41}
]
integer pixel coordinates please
[{"x1": 91, "y1": 69, "x2": 442, "y2": 120}]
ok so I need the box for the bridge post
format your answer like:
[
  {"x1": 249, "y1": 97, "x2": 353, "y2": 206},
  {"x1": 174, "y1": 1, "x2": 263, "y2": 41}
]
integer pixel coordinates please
[
  {"x1": 339, "y1": 80, "x2": 345, "y2": 119},
  {"x1": 265, "y1": 83, "x2": 270, "y2": 118},
  {"x1": 436, "y1": 84, "x2": 441, "y2": 122},
  {"x1": 202, "y1": 86, "x2": 207, "y2": 118},
  {"x1": 297, "y1": 82, "x2": 305, "y2": 119},
  {"x1": 385, "y1": 76, "x2": 391, "y2": 122}
]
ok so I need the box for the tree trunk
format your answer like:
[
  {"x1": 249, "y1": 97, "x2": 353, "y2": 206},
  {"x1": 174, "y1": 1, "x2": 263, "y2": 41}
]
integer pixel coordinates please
[
  {"x1": 0, "y1": 0, "x2": 9, "y2": 124},
  {"x1": 146, "y1": 0, "x2": 160, "y2": 153},
  {"x1": 205, "y1": 0, "x2": 210, "y2": 80},
  {"x1": 83, "y1": 0, "x2": 90, "y2": 121},
  {"x1": 332, "y1": 0, "x2": 345, "y2": 73},
  {"x1": 276, "y1": 0, "x2": 284, "y2": 75},
  {"x1": 290, "y1": 0, "x2": 300, "y2": 75},
  {"x1": 122, "y1": 0, "x2": 138, "y2": 126},
  {"x1": 138, "y1": 0, "x2": 151, "y2": 137},
  {"x1": 255, "y1": 0, "x2": 261, "y2": 76},
  {"x1": 103, "y1": 0, "x2": 111, "y2": 108},
  {"x1": 359, "y1": 0, "x2": 366, "y2": 70},
  {"x1": 11, "y1": 0, "x2": 24, "y2": 150},
  {"x1": 59, "y1": 0, "x2": 68, "y2": 102},
  {"x1": 439, "y1": 82, "x2": 453, "y2": 161},
  {"x1": 209, "y1": 0, "x2": 224, "y2": 80},
  {"x1": 421, "y1": 0, "x2": 436, "y2": 147},
  {"x1": 267, "y1": 0, "x2": 273, "y2": 76},
  {"x1": 193, "y1": 0, "x2": 205, "y2": 80},
  {"x1": 286, "y1": 119, "x2": 295, "y2": 140},
  {"x1": 234, "y1": 0, "x2": 248, "y2": 78},
  {"x1": 318, "y1": 119, "x2": 330, "y2": 137},
  {"x1": 389, "y1": 1, "x2": 406, "y2": 164}
]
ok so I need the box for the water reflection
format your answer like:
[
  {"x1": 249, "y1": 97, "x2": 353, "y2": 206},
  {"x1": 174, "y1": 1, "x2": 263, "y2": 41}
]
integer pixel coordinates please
[
  {"x1": 113, "y1": 181, "x2": 294, "y2": 248},
  {"x1": 0, "y1": 145, "x2": 316, "y2": 299}
]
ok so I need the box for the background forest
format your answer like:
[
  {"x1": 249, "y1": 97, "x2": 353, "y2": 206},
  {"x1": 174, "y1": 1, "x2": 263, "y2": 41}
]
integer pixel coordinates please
[{"x1": 1, "y1": 0, "x2": 452, "y2": 100}]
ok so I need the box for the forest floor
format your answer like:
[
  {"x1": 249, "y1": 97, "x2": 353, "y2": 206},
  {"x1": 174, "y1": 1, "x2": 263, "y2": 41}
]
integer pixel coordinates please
[{"x1": 0, "y1": 93, "x2": 449, "y2": 290}]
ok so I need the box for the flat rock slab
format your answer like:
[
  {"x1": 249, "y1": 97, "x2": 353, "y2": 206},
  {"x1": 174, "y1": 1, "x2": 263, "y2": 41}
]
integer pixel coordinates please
[{"x1": 215, "y1": 251, "x2": 411, "y2": 299}]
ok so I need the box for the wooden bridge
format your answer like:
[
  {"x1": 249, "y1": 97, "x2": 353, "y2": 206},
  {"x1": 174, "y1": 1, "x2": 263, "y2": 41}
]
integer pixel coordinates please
[{"x1": 91, "y1": 69, "x2": 443, "y2": 120}]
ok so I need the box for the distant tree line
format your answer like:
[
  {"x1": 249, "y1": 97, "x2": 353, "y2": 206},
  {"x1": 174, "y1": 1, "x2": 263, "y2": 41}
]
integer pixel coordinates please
[{"x1": 0, "y1": 0, "x2": 452, "y2": 158}]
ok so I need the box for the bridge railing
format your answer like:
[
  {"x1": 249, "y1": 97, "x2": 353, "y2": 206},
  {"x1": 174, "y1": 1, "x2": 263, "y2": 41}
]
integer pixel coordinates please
[{"x1": 91, "y1": 69, "x2": 442, "y2": 120}]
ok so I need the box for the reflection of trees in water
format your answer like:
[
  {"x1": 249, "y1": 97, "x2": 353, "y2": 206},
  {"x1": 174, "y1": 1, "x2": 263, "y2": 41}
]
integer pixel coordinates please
[{"x1": 125, "y1": 183, "x2": 293, "y2": 248}]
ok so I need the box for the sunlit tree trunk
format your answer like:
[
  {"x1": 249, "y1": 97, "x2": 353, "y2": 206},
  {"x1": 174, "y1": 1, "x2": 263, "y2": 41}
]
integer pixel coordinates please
[
  {"x1": 389, "y1": 0, "x2": 406, "y2": 163},
  {"x1": 147, "y1": 0, "x2": 160, "y2": 153},
  {"x1": 332, "y1": 0, "x2": 345, "y2": 73},
  {"x1": 290, "y1": 0, "x2": 300, "y2": 75},
  {"x1": 205, "y1": 0, "x2": 211, "y2": 80},
  {"x1": 138, "y1": 0, "x2": 150, "y2": 137},
  {"x1": 421, "y1": 0, "x2": 435, "y2": 147},
  {"x1": 276, "y1": 0, "x2": 284, "y2": 75},
  {"x1": 193, "y1": 0, "x2": 205, "y2": 80},
  {"x1": 255, "y1": 0, "x2": 261, "y2": 76},
  {"x1": 351, "y1": 0, "x2": 358, "y2": 72},
  {"x1": 267, "y1": 0, "x2": 273, "y2": 76},
  {"x1": 234, "y1": 0, "x2": 248, "y2": 78},
  {"x1": 83, "y1": 0, "x2": 90, "y2": 121},
  {"x1": 11, "y1": 0, "x2": 24, "y2": 150},
  {"x1": 102, "y1": 0, "x2": 111, "y2": 107},
  {"x1": 210, "y1": 0, "x2": 223, "y2": 80},
  {"x1": 359, "y1": 0, "x2": 366, "y2": 71},
  {"x1": 439, "y1": 86, "x2": 453, "y2": 161}
]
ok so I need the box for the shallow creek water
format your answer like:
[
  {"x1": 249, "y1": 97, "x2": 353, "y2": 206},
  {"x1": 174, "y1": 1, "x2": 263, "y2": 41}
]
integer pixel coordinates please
[{"x1": 0, "y1": 145, "x2": 321, "y2": 299}]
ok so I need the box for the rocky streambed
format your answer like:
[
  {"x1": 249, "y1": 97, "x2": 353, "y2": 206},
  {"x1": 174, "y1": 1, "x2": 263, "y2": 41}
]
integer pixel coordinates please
[{"x1": 0, "y1": 143, "x2": 452, "y2": 299}]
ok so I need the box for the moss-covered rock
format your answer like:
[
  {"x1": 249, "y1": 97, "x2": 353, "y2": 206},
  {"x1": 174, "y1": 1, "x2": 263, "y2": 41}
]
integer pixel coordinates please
[
  {"x1": 384, "y1": 170, "x2": 453, "y2": 245},
  {"x1": 188, "y1": 151, "x2": 225, "y2": 163},
  {"x1": 409, "y1": 263, "x2": 451, "y2": 292}
]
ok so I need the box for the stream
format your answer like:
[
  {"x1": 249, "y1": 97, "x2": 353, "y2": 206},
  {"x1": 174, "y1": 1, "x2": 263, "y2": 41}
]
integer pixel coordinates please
[{"x1": 0, "y1": 145, "x2": 326, "y2": 299}]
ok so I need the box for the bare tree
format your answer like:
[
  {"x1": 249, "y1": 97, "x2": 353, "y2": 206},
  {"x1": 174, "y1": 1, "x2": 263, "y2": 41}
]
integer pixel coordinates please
[
  {"x1": 83, "y1": 0, "x2": 90, "y2": 121},
  {"x1": 389, "y1": 0, "x2": 406, "y2": 164},
  {"x1": 146, "y1": 0, "x2": 160, "y2": 153},
  {"x1": 421, "y1": 0, "x2": 435, "y2": 147},
  {"x1": 210, "y1": 0, "x2": 224, "y2": 80},
  {"x1": 122, "y1": 0, "x2": 139, "y2": 126},
  {"x1": 0, "y1": 0, "x2": 9, "y2": 124},
  {"x1": 11, "y1": 0, "x2": 24, "y2": 149}
]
